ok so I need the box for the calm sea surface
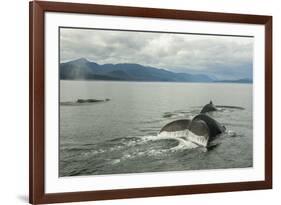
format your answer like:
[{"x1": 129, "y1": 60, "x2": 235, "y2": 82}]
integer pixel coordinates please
[{"x1": 59, "y1": 80, "x2": 253, "y2": 177}]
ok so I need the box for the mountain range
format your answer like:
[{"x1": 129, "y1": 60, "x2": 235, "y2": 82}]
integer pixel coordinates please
[{"x1": 60, "y1": 58, "x2": 252, "y2": 83}]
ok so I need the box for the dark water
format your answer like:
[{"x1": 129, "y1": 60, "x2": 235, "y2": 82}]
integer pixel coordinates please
[{"x1": 59, "y1": 81, "x2": 253, "y2": 177}]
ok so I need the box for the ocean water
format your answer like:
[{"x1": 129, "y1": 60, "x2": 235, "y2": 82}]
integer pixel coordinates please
[{"x1": 59, "y1": 80, "x2": 253, "y2": 177}]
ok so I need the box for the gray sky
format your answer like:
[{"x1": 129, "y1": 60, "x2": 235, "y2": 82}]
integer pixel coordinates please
[{"x1": 60, "y1": 28, "x2": 253, "y2": 80}]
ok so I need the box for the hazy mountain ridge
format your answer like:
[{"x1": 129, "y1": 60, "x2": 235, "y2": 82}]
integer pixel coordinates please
[{"x1": 60, "y1": 58, "x2": 251, "y2": 83}]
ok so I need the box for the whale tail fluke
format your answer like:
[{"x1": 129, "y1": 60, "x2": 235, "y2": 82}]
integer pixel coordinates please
[{"x1": 159, "y1": 119, "x2": 191, "y2": 133}]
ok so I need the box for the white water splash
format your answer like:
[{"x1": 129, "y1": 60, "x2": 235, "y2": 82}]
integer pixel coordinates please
[
  {"x1": 158, "y1": 129, "x2": 208, "y2": 147},
  {"x1": 187, "y1": 131, "x2": 208, "y2": 147}
]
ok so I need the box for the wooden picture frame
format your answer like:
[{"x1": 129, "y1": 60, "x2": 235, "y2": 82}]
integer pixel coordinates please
[{"x1": 29, "y1": 1, "x2": 272, "y2": 204}]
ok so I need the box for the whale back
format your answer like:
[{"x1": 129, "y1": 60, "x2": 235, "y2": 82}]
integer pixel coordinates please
[
  {"x1": 192, "y1": 114, "x2": 225, "y2": 141},
  {"x1": 200, "y1": 103, "x2": 217, "y2": 113},
  {"x1": 159, "y1": 119, "x2": 191, "y2": 133}
]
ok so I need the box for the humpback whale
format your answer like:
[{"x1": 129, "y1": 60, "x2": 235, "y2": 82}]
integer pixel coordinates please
[
  {"x1": 157, "y1": 101, "x2": 243, "y2": 149},
  {"x1": 159, "y1": 113, "x2": 225, "y2": 147},
  {"x1": 200, "y1": 101, "x2": 217, "y2": 113}
]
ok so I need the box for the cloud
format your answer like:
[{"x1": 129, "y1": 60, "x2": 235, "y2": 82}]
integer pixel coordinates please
[{"x1": 60, "y1": 28, "x2": 253, "y2": 80}]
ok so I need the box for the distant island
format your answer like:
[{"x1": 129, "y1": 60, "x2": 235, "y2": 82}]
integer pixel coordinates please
[
  {"x1": 60, "y1": 58, "x2": 252, "y2": 83},
  {"x1": 214, "y1": 78, "x2": 253, "y2": 83}
]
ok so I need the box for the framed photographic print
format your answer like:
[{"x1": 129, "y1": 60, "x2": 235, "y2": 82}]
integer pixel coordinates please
[{"x1": 29, "y1": 1, "x2": 272, "y2": 204}]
